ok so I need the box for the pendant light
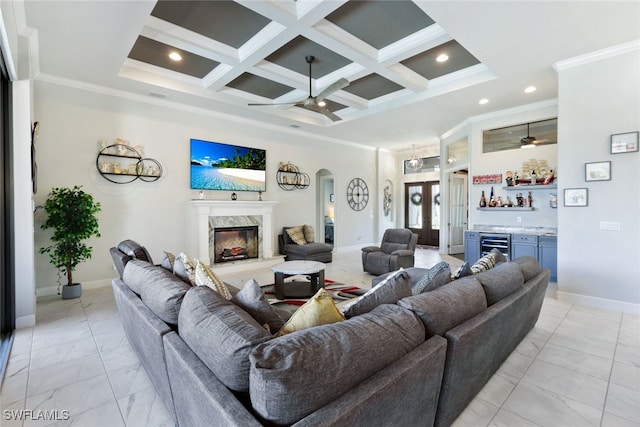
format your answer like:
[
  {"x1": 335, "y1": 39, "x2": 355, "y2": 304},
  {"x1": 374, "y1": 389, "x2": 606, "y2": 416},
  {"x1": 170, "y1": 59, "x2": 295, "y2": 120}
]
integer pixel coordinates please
[{"x1": 407, "y1": 145, "x2": 423, "y2": 170}]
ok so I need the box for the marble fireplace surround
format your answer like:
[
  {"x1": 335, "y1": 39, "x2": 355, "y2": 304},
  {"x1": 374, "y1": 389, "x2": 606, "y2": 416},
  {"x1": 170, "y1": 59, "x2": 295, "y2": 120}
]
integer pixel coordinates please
[{"x1": 191, "y1": 200, "x2": 278, "y2": 266}]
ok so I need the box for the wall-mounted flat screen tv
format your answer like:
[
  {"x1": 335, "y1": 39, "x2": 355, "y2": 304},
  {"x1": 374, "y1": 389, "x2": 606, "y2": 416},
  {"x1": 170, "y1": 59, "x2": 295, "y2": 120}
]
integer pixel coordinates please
[{"x1": 190, "y1": 139, "x2": 266, "y2": 192}]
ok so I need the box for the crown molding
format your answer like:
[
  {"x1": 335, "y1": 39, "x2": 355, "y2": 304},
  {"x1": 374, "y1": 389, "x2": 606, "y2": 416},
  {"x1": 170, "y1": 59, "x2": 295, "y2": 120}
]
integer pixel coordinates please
[{"x1": 553, "y1": 39, "x2": 640, "y2": 72}]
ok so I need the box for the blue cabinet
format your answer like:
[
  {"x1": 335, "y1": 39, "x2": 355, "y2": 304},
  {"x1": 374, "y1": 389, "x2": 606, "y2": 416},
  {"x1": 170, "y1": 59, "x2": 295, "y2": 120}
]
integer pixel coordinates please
[
  {"x1": 464, "y1": 231, "x2": 480, "y2": 264},
  {"x1": 538, "y1": 235, "x2": 557, "y2": 282},
  {"x1": 511, "y1": 234, "x2": 538, "y2": 260}
]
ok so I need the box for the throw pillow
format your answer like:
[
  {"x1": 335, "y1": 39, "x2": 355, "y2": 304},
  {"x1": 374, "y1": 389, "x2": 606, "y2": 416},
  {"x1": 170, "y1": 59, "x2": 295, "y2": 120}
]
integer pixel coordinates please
[
  {"x1": 453, "y1": 262, "x2": 473, "y2": 279},
  {"x1": 195, "y1": 260, "x2": 233, "y2": 300},
  {"x1": 160, "y1": 251, "x2": 175, "y2": 271},
  {"x1": 342, "y1": 269, "x2": 412, "y2": 318},
  {"x1": 232, "y1": 279, "x2": 284, "y2": 333},
  {"x1": 470, "y1": 252, "x2": 496, "y2": 274},
  {"x1": 174, "y1": 252, "x2": 196, "y2": 285},
  {"x1": 412, "y1": 261, "x2": 451, "y2": 294},
  {"x1": 303, "y1": 224, "x2": 315, "y2": 243},
  {"x1": 276, "y1": 288, "x2": 345, "y2": 336},
  {"x1": 286, "y1": 226, "x2": 307, "y2": 246},
  {"x1": 490, "y1": 248, "x2": 508, "y2": 264}
]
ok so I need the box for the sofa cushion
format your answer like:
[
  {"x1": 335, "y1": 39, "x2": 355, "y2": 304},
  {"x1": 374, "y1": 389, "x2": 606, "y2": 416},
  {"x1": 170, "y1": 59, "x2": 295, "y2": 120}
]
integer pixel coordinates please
[
  {"x1": 250, "y1": 304, "x2": 425, "y2": 425},
  {"x1": 513, "y1": 256, "x2": 542, "y2": 281},
  {"x1": 342, "y1": 269, "x2": 412, "y2": 318},
  {"x1": 398, "y1": 277, "x2": 487, "y2": 338},
  {"x1": 412, "y1": 262, "x2": 451, "y2": 294},
  {"x1": 286, "y1": 226, "x2": 307, "y2": 245},
  {"x1": 231, "y1": 279, "x2": 284, "y2": 333},
  {"x1": 303, "y1": 224, "x2": 315, "y2": 243},
  {"x1": 123, "y1": 260, "x2": 192, "y2": 326},
  {"x1": 195, "y1": 260, "x2": 232, "y2": 300},
  {"x1": 473, "y1": 262, "x2": 525, "y2": 305},
  {"x1": 174, "y1": 252, "x2": 196, "y2": 285},
  {"x1": 276, "y1": 288, "x2": 345, "y2": 336},
  {"x1": 178, "y1": 286, "x2": 272, "y2": 392},
  {"x1": 284, "y1": 242, "x2": 332, "y2": 256}
]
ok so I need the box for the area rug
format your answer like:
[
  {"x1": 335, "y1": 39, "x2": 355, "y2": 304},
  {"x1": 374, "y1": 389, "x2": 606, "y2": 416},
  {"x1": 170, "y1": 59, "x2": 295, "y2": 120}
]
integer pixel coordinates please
[{"x1": 260, "y1": 280, "x2": 365, "y2": 316}]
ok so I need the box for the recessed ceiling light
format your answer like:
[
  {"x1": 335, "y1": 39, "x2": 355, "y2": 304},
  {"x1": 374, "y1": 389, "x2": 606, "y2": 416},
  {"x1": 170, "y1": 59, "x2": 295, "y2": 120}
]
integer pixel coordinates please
[
  {"x1": 168, "y1": 52, "x2": 182, "y2": 61},
  {"x1": 436, "y1": 54, "x2": 449, "y2": 63},
  {"x1": 479, "y1": 98, "x2": 489, "y2": 105},
  {"x1": 524, "y1": 86, "x2": 536, "y2": 93}
]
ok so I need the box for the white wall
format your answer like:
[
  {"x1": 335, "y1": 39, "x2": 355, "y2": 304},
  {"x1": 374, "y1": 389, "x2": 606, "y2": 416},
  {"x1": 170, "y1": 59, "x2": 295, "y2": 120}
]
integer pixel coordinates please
[
  {"x1": 33, "y1": 80, "x2": 381, "y2": 292},
  {"x1": 556, "y1": 44, "x2": 640, "y2": 310}
]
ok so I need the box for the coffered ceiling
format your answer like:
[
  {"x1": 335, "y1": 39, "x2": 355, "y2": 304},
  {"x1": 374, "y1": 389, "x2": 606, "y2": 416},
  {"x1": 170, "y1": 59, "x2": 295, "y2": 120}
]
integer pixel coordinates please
[{"x1": 20, "y1": 1, "x2": 640, "y2": 151}]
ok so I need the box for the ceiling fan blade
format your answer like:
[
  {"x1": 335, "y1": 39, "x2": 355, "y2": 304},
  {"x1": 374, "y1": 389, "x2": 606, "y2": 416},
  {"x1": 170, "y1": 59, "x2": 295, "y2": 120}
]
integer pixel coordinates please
[
  {"x1": 248, "y1": 100, "x2": 303, "y2": 107},
  {"x1": 319, "y1": 108, "x2": 342, "y2": 122},
  {"x1": 316, "y1": 78, "x2": 349, "y2": 101}
]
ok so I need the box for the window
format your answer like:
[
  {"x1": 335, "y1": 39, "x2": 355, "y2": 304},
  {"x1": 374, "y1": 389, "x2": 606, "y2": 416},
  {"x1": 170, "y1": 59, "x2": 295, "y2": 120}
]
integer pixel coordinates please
[{"x1": 483, "y1": 118, "x2": 557, "y2": 153}]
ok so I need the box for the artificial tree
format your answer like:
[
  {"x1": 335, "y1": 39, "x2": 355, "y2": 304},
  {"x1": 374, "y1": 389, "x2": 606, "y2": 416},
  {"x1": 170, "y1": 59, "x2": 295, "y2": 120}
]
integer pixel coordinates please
[{"x1": 39, "y1": 186, "x2": 101, "y2": 298}]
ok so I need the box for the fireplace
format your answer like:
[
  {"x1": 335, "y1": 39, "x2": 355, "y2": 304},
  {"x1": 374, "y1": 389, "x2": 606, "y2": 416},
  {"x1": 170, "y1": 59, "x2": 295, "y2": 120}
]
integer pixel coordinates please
[
  {"x1": 191, "y1": 200, "x2": 278, "y2": 265},
  {"x1": 214, "y1": 226, "x2": 259, "y2": 263}
]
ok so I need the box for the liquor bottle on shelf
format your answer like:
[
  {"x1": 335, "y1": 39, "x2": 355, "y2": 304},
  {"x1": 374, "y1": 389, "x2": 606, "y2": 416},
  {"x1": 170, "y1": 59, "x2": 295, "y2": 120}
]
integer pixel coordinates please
[
  {"x1": 480, "y1": 191, "x2": 487, "y2": 207},
  {"x1": 527, "y1": 191, "x2": 533, "y2": 208},
  {"x1": 543, "y1": 169, "x2": 555, "y2": 185},
  {"x1": 530, "y1": 169, "x2": 537, "y2": 185}
]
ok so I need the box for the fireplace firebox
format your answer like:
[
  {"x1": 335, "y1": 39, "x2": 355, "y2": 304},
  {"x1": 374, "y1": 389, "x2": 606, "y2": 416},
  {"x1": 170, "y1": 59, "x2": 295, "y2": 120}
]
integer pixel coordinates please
[{"x1": 213, "y1": 226, "x2": 259, "y2": 263}]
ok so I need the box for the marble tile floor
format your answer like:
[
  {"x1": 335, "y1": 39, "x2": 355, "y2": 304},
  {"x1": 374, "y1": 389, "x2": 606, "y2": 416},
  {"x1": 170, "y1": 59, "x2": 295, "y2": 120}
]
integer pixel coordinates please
[{"x1": 1, "y1": 247, "x2": 638, "y2": 426}]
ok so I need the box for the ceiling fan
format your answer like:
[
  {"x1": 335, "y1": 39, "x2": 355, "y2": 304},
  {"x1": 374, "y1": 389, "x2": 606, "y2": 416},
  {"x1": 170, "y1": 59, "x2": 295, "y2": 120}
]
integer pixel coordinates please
[
  {"x1": 248, "y1": 55, "x2": 349, "y2": 122},
  {"x1": 520, "y1": 123, "x2": 551, "y2": 146}
]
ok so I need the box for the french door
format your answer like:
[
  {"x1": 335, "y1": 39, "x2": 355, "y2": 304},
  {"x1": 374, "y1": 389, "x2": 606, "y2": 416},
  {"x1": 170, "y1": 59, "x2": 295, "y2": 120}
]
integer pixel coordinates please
[{"x1": 405, "y1": 181, "x2": 440, "y2": 247}]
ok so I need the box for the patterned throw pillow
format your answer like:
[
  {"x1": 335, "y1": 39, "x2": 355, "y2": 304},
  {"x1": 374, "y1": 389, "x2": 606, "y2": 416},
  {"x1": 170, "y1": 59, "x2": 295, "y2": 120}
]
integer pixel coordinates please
[
  {"x1": 453, "y1": 262, "x2": 473, "y2": 279},
  {"x1": 174, "y1": 252, "x2": 196, "y2": 285},
  {"x1": 286, "y1": 226, "x2": 307, "y2": 245},
  {"x1": 160, "y1": 251, "x2": 175, "y2": 271},
  {"x1": 195, "y1": 260, "x2": 233, "y2": 300},
  {"x1": 412, "y1": 262, "x2": 451, "y2": 294},
  {"x1": 470, "y1": 252, "x2": 497, "y2": 274},
  {"x1": 232, "y1": 279, "x2": 284, "y2": 333},
  {"x1": 303, "y1": 224, "x2": 315, "y2": 243},
  {"x1": 276, "y1": 288, "x2": 345, "y2": 336}
]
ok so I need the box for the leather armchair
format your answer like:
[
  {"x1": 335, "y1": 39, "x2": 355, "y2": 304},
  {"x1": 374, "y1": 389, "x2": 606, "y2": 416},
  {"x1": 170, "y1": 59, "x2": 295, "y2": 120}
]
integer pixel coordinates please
[{"x1": 361, "y1": 228, "x2": 418, "y2": 276}]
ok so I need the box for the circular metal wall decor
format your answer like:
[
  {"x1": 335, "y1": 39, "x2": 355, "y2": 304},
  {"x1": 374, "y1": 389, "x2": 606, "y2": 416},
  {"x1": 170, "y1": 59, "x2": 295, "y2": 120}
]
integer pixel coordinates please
[
  {"x1": 347, "y1": 177, "x2": 369, "y2": 211},
  {"x1": 410, "y1": 192, "x2": 423, "y2": 206}
]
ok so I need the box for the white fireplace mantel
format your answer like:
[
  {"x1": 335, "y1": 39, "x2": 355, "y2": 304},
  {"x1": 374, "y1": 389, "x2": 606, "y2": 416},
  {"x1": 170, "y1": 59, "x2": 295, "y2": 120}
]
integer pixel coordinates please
[{"x1": 191, "y1": 200, "x2": 279, "y2": 265}]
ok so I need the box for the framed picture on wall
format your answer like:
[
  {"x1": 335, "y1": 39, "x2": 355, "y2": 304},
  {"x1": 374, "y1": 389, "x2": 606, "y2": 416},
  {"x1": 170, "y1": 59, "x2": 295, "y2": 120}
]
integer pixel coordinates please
[
  {"x1": 610, "y1": 131, "x2": 639, "y2": 154},
  {"x1": 564, "y1": 188, "x2": 588, "y2": 207},
  {"x1": 585, "y1": 161, "x2": 611, "y2": 181}
]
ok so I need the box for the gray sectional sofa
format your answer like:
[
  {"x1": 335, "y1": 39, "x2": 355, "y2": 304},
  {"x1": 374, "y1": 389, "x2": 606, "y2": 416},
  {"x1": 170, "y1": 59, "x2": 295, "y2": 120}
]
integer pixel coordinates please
[{"x1": 111, "y1": 248, "x2": 548, "y2": 427}]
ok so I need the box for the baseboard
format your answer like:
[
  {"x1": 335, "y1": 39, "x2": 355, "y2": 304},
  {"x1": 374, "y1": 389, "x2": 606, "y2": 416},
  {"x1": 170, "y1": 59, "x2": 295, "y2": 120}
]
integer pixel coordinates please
[
  {"x1": 15, "y1": 314, "x2": 35, "y2": 329},
  {"x1": 557, "y1": 291, "x2": 640, "y2": 314},
  {"x1": 35, "y1": 278, "x2": 113, "y2": 297}
]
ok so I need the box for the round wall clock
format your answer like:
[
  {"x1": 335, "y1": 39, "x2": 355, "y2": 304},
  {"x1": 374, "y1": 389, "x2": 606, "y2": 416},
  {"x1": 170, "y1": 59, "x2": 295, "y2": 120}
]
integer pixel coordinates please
[{"x1": 347, "y1": 177, "x2": 369, "y2": 211}]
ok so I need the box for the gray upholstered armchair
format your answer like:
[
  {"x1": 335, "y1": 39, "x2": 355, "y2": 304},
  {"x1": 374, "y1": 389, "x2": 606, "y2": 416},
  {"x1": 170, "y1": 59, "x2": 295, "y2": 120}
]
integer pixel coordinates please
[{"x1": 361, "y1": 228, "x2": 418, "y2": 276}]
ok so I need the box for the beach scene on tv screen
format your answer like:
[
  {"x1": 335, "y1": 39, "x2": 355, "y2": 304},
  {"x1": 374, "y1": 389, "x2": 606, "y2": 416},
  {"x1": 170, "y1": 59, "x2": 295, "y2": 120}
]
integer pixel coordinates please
[{"x1": 190, "y1": 139, "x2": 266, "y2": 191}]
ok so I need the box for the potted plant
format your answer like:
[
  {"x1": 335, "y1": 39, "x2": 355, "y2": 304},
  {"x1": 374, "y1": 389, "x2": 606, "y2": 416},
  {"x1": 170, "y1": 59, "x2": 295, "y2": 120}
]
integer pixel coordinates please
[{"x1": 39, "y1": 186, "x2": 101, "y2": 299}]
